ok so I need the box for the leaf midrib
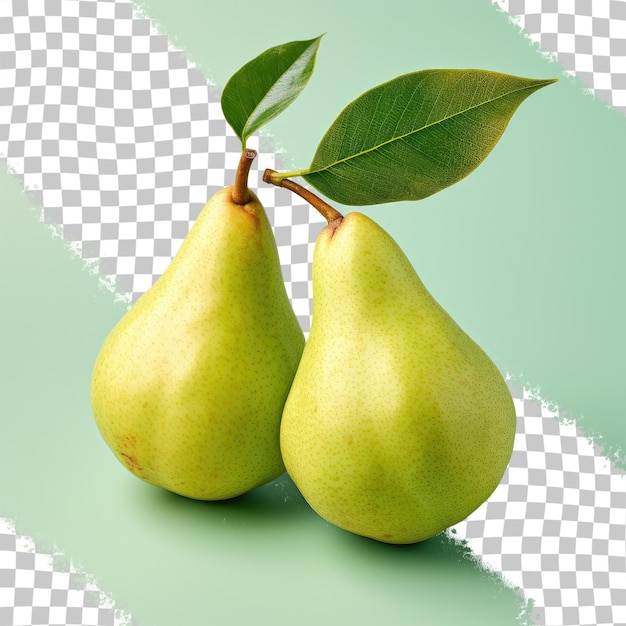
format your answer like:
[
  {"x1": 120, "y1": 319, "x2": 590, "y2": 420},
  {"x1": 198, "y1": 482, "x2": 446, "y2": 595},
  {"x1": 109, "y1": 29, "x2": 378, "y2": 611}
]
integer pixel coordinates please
[
  {"x1": 240, "y1": 47, "x2": 293, "y2": 140},
  {"x1": 241, "y1": 41, "x2": 317, "y2": 141},
  {"x1": 306, "y1": 80, "x2": 548, "y2": 176}
]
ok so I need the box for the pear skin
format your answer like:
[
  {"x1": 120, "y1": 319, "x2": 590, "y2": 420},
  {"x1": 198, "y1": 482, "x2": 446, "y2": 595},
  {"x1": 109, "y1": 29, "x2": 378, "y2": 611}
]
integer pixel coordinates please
[
  {"x1": 280, "y1": 212, "x2": 516, "y2": 543},
  {"x1": 91, "y1": 187, "x2": 304, "y2": 500}
]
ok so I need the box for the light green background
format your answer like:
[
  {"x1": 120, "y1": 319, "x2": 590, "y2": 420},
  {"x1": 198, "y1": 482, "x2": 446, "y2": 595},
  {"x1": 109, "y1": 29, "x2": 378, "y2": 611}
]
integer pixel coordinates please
[{"x1": 1, "y1": 1, "x2": 625, "y2": 624}]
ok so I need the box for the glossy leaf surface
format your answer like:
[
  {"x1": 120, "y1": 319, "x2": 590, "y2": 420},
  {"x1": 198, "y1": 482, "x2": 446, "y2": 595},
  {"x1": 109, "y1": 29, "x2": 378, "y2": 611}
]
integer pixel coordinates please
[{"x1": 221, "y1": 36, "x2": 323, "y2": 147}]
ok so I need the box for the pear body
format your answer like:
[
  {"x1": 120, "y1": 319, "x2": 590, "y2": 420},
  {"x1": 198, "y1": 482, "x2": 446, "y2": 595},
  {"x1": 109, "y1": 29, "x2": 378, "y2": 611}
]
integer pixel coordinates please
[
  {"x1": 280, "y1": 213, "x2": 516, "y2": 543},
  {"x1": 91, "y1": 188, "x2": 304, "y2": 500}
]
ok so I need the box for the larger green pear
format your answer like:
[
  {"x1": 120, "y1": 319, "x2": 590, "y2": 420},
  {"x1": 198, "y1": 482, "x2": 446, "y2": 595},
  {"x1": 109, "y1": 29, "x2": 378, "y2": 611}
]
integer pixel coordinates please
[
  {"x1": 280, "y1": 212, "x2": 516, "y2": 544},
  {"x1": 91, "y1": 187, "x2": 304, "y2": 500}
]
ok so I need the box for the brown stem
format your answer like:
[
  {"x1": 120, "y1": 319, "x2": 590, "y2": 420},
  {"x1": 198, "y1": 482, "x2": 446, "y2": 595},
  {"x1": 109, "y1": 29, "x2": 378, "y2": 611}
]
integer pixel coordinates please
[
  {"x1": 232, "y1": 149, "x2": 257, "y2": 205},
  {"x1": 263, "y1": 169, "x2": 343, "y2": 224}
]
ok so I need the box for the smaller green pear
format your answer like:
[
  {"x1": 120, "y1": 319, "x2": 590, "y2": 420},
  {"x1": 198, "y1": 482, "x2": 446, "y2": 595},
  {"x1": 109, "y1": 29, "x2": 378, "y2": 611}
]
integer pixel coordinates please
[
  {"x1": 280, "y1": 212, "x2": 516, "y2": 544},
  {"x1": 91, "y1": 184, "x2": 304, "y2": 500}
]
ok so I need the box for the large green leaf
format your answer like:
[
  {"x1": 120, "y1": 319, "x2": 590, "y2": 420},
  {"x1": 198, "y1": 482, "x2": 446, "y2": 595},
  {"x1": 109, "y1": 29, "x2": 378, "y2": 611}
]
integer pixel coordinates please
[
  {"x1": 299, "y1": 70, "x2": 557, "y2": 205},
  {"x1": 221, "y1": 35, "x2": 323, "y2": 148}
]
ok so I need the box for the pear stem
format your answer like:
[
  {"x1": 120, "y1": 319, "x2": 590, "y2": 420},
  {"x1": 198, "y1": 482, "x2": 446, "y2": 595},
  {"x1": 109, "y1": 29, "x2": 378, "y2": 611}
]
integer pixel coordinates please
[
  {"x1": 232, "y1": 149, "x2": 257, "y2": 205},
  {"x1": 263, "y1": 169, "x2": 343, "y2": 224}
]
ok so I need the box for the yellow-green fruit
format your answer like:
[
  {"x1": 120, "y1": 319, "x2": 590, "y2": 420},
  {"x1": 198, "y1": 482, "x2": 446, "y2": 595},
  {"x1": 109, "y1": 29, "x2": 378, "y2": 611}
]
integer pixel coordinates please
[
  {"x1": 280, "y1": 212, "x2": 516, "y2": 544},
  {"x1": 91, "y1": 187, "x2": 304, "y2": 500}
]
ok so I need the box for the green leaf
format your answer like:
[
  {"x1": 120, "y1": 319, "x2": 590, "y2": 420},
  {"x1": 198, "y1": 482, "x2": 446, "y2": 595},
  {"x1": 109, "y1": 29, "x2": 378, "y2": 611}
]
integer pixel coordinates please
[
  {"x1": 299, "y1": 70, "x2": 557, "y2": 205},
  {"x1": 221, "y1": 35, "x2": 324, "y2": 147}
]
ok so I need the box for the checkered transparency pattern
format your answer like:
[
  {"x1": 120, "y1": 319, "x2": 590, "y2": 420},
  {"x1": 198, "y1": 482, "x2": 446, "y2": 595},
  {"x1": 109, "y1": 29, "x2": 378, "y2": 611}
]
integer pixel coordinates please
[
  {"x1": 492, "y1": 0, "x2": 626, "y2": 115},
  {"x1": 453, "y1": 384, "x2": 626, "y2": 626},
  {"x1": 0, "y1": 519, "x2": 131, "y2": 626},
  {"x1": 1, "y1": 2, "x2": 626, "y2": 626},
  {"x1": 0, "y1": 0, "x2": 324, "y2": 322}
]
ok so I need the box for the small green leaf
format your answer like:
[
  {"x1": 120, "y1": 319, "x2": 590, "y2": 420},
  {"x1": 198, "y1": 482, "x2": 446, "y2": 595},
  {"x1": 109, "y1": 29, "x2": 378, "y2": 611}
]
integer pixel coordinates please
[
  {"x1": 300, "y1": 70, "x2": 557, "y2": 205},
  {"x1": 221, "y1": 35, "x2": 324, "y2": 148}
]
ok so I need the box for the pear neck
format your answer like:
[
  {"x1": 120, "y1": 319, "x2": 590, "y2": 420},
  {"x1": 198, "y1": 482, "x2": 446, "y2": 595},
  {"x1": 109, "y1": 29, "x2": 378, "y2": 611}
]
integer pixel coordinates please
[{"x1": 327, "y1": 216, "x2": 343, "y2": 231}]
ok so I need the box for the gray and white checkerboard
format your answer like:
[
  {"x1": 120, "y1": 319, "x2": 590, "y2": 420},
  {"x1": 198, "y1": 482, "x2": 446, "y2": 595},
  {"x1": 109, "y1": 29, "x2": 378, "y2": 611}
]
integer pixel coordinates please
[
  {"x1": 1, "y1": 1, "x2": 625, "y2": 625},
  {"x1": 0, "y1": 518, "x2": 131, "y2": 626},
  {"x1": 493, "y1": 0, "x2": 626, "y2": 115},
  {"x1": 453, "y1": 383, "x2": 626, "y2": 626},
  {"x1": 0, "y1": 0, "x2": 323, "y2": 325}
]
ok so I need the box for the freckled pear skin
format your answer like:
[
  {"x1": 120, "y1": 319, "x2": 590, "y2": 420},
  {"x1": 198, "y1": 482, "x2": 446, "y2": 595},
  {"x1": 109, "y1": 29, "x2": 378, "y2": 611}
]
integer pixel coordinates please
[
  {"x1": 90, "y1": 187, "x2": 305, "y2": 500},
  {"x1": 280, "y1": 213, "x2": 516, "y2": 544}
]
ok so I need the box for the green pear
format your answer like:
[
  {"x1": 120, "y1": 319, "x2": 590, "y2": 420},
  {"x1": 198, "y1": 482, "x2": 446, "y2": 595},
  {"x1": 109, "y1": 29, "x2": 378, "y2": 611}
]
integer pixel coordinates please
[
  {"x1": 91, "y1": 187, "x2": 305, "y2": 500},
  {"x1": 280, "y1": 212, "x2": 516, "y2": 544}
]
